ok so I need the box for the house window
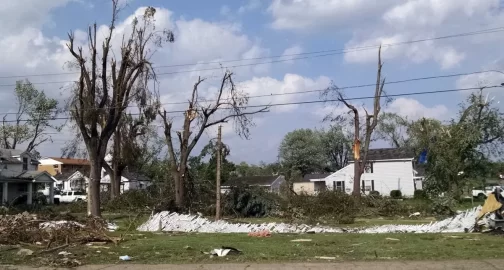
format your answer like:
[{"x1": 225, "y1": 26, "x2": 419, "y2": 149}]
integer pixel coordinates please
[
  {"x1": 333, "y1": 181, "x2": 345, "y2": 192},
  {"x1": 53, "y1": 165, "x2": 58, "y2": 168},
  {"x1": 364, "y1": 162, "x2": 373, "y2": 173},
  {"x1": 22, "y1": 158, "x2": 28, "y2": 171},
  {"x1": 361, "y1": 180, "x2": 375, "y2": 192}
]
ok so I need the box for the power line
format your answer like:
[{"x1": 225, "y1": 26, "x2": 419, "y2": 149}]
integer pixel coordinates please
[
  {"x1": 1, "y1": 85, "x2": 500, "y2": 123},
  {"x1": 0, "y1": 27, "x2": 502, "y2": 82},
  {"x1": 0, "y1": 69, "x2": 501, "y2": 116}
]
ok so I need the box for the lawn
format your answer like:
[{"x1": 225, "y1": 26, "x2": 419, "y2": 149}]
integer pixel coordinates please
[{"x1": 2, "y1": 232, "x2": 502, "y2": 266}]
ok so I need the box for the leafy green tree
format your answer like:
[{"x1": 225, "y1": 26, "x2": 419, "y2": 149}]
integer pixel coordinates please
[
  {"x1": 319, "y1": 125, "x2": 352, "y2": 171},
  {"x1": 0, "y1": 80, "x2": 59, "y2": 155},
  {"x1": 424, "y1": 90, "x2": 504, "y2": 199},
  {"x1": 279, "y1": 129, "x2": 327, "y2": 176}
]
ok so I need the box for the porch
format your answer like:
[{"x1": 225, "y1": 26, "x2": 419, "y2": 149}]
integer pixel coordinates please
[{"x1": 0, "y1": 171, "x2": 55, "y2": 205}]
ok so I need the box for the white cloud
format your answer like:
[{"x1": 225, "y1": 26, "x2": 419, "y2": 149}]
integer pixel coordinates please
[
  {"x1": 268, "y1": 0, "x2": 397, "y2": 31},
  {"x1": 281, "y1": 45, "x2": 303, "y2": 64},
  {"x1": 269, "y1": 0, "x2": 504, "y2": 69},
  {"x1": 238, "y1": 0, "x2": 262, "y2": 14},
  {"x1": 237, "y1": 74, "x2": 331, "y2": 113},
  {"x1": 387, "y1": 98, "x2": 449, "y2": 120}
]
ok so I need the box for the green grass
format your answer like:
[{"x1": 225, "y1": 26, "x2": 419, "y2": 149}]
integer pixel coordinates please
[{"x1": 2, "y1": 233, "x2": 503, "y2": 266}]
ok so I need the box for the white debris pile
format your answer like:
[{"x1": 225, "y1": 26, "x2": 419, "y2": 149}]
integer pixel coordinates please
[
  {"x1": 137, "y1": 212, "x2": 343, "y2": 233},
  {"x1": 354, "y1": 206, "x2": 481, "y2": 234},
  {"x1": 137, "y1": 207, "x2": 482, "y2": 234}
]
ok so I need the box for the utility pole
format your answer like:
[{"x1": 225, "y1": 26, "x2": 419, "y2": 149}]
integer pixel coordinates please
[{"x1": 215, "y1": 125, "x2": 222, "y2": 220}]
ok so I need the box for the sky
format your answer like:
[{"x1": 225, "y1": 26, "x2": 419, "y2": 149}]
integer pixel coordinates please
[{"x1": 1, "y1": 0, "x2": 504, "y2": 164}]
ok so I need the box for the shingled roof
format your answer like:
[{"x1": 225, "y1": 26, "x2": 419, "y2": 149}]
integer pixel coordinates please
[
  {"x1": 350, "y1": 148, "x2": 415, "y2": 162},
  {"x1": 223, "y1": 175, "x2": 281, "y2": 187}
]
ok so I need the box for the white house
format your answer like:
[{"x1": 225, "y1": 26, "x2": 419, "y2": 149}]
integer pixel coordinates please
[
  {"x1": 100, "y1": 170, "x2": 152, "y2": 193},
  {"x1": 0, "y1": 149, "x2": 56, "y2": 204},
  {"x1": 221, "y1": 175, "x2": 286, "y2": 194},
  {"x1": 313, "y1": 148, "x2": 424, "y2": 197}
]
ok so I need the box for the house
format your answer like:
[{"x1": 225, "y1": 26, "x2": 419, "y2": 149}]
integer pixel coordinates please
[
  {"x1": 38, "y1": 157, "x2": 90, "y2": 176},
  {"x1": 312, "y1": 148, "x2": 424, "y2": 197},
  {"x1": 293, "y1": 173, "x2": 330, "y2": 195},
  {"x1": 53, "y1": 170, "x2": 89, "y2": 191},
  {"x1": 221, "y1": 175, "x2": 286, "y2": 194},
  {"x1": 0, "y1": 149, "x2": 55, "y2": 204},
  {"x1": 100, "y1": 169, "x2": 152, "y2": 193}
]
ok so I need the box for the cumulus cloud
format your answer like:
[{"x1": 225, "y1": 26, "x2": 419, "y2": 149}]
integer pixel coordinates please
[
  {"x1": 237, "y1": 74, "x2": 331, "y2": 113},
  {"x1": 281, "y1": 45, "x2": 303, "y2": 64},
  {"x1": 269, "y1": 0, "x2": 504, "y2": 69},
  {"x1": 387, "y1": 98, "x2": 449, "y2": 120},
  {"x1": 238, "y1": 0, "x2": 262, "y2": 14},
  {"x1": 268, "y1": 0, "x2": 397, "y2": 31}
]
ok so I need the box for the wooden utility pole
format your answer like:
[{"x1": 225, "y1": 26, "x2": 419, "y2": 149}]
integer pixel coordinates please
[{"x1": 215, "y1": 125, "x2": 222, "y2": 220}]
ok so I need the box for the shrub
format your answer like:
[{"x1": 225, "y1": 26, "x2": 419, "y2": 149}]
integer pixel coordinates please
[
  {"x1": 390, "y1": 190, "x2": 402, "y2": 199},
  {"x1": 223, "y1": 186, "x2": 279, "y2": 218},
  {"x1": 369, "y1": 191, "x2": 380, "y2": 197},
  {"x1": 413, "y1": 190, "x2": 428, "y2": 200},
  {"x1": 288, "y1": 190, "x2": 357, "y2": 224}
]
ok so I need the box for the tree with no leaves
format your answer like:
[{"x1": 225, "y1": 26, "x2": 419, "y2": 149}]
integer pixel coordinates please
[
  {"x1": 321, "y1": 46, "x2": 387, "y2": 197},
  {"x1": 159, "y1": 71, "x2": 268, "y2": 209},
  {"x1": 67, "y1": 1, "x2": 174, "y2": 216},
  {"x1": 1, "y1": 80, "x2": 60, "y2": 157}
]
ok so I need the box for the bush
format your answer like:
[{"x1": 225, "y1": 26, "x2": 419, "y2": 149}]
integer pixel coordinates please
[
  {"x1": 414, "y1": 190, "x2": 428, "y2": 200},
  {"x1": 390, "y1": 190, "x2": 402, "y2": 199},
  {"x1": 288, "y1": 191, "x2": 357, "y2": 224},
  {"x1": 369, "y1": 191, "x2": 380, "y2": 197},
  {"x1": 223, "y1": 186, "x2": 279, "y2": 218}
]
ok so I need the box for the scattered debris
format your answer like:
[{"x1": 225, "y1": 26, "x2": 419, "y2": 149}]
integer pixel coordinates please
[
  {"x1": 208, "y1": 247, "x2": 242, "y2": 257},
  {"x1": 409, "y1": 212, "x2": 421, "y2": 218},
  {"x1": 119, "y1": 255, "x2": 131, "y2": 261},
  {"x1": 16, "y1": 248, "x2": 34, "y2": 256},
  {"x1": 0, "y1": 212, "x2": 120, "y2": 249},
  {"x1": 315, "y1": 256, "x2": 336, "y2": 260},
  {"x1": 386, "y1": 238, "x2": 400, "y2": 241},
  {"x1": 248, "y1": 230, "x2": 271, "y2": 237},
  {"x1": 58, "y1": 251, "x2": 72, "y2": 256},
  {"x1": 291, "y1": 239, "x2": 312, "y2": 242},
  {"x1": 138, "y1": 207, "x2": 482, "y2": 234}
]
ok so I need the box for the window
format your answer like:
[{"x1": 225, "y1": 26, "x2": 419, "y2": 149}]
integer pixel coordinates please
[
  {"x1": 74, "y1": 191, "x2": 84, "y2": 195},
  {"x1": 53, "y1": 165, "x2": 58, "y2": 168},
  {"x1": 361, "y1": 180, "x2": 375, "y2": 192},
  {"x1": 22, "y1": 157, "x2": 28, "y2": 171},
  {"x1": 333, "y1": 181, "x2": 345, "y2": 192},
  {"x1": 364, "y1": 162, "x2": 373, "y2": 173}
]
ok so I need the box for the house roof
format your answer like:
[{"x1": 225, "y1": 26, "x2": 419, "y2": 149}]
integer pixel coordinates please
[
  {"x1": 223, "y1": 175, "x2": 281, "y2": 187},
  {"x1": 350, "y1": 148, "x2": 415, "y2": 162},
  {"x1": 0, "y1": 149, "x2": 23, "y2": 164},
  {"x1": 295, "y1": 173, "x2": 331, "y2": 183},
  {"x1": 53, "y1": 169, "x2": 89, "y2": 181},
  {"x1": 48, "y1": 157, "x2": 90, "y2": 166}
]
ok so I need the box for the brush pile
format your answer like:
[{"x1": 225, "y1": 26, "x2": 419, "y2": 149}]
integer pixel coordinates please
[{"x1": 0, "y1": 212, "x2": 118, "y2": 247}]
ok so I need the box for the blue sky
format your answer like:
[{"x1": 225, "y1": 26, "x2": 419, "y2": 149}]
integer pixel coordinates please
[{"x1": 1, "y1": 0, "x2": 504, "y2": 164}]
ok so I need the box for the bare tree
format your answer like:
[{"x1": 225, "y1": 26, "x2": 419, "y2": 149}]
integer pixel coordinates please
[
  {"x1": 322, "y1": 46, "x2": 387, "y2": 197},
  {"x1": 159, "y1": 71, "x2": 268, "y2": 208},
  {"x1": 67, "y1": 1, "x2": 174, "y2": 216}
]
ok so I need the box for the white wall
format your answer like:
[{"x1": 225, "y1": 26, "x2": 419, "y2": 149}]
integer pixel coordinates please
[
  {"x1": 322, "y1": 164, "x2": 354, "y2": 193},
  {"x1": 321, "y1": 160, "x2": 416, "y2": 197},
  {"x1": 362, "y1": 160, "x2": 415, "y2": 197}
]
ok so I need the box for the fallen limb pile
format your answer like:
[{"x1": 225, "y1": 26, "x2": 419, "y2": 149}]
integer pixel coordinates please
[{"x1": 0, "y1": 212, "x2": 118, "y2": 247}]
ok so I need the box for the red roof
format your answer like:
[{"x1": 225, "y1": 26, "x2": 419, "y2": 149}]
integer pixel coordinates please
[{"x1": 49, "y1": 157, "x2": 90, "y2": 166}]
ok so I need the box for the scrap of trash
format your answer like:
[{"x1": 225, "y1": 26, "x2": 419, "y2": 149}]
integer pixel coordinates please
[
  {"x1": 0, "y1": 212, "x2": 119, "y2": 248},
  {"x1": 138, "y1": 207, "x2": 483, "y2": 234}
]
